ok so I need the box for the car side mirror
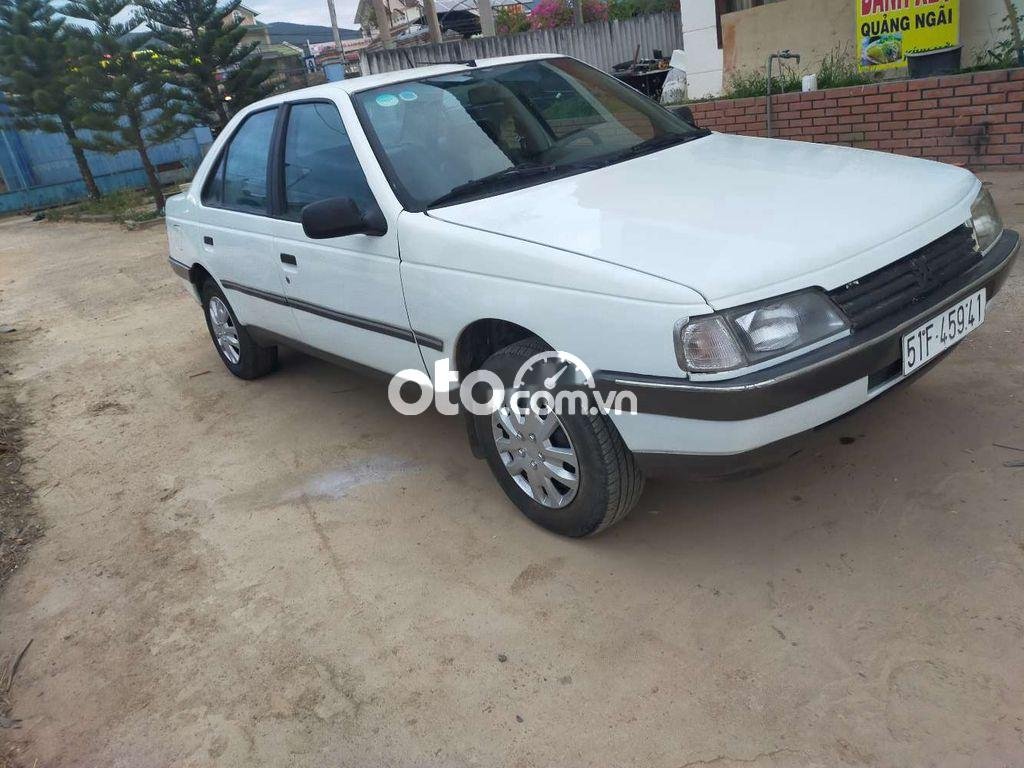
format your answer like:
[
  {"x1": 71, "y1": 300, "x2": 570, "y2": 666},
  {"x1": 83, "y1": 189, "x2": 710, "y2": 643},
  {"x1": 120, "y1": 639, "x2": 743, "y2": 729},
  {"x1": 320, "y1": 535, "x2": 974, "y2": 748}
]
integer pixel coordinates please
[
  {"x1": 300, "y1": 197, "x2": 387, "y2": 239},
  {"x1": 671, "y1": 105, "x2": 698, "y2": 127}
]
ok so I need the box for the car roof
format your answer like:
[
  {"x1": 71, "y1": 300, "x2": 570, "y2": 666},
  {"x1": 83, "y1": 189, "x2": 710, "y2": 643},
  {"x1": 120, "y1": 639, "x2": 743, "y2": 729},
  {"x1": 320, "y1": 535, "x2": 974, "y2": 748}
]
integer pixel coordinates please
[{"x1": 251, "y1": 53, "x2": 564, "y2": 107}]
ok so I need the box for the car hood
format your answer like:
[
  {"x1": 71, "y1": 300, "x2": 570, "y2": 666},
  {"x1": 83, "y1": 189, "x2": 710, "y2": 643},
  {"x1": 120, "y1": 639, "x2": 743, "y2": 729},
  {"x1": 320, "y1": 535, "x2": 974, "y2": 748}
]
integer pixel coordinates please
[{"x1": 428, "y1": 133, "x2": 979, "y2": 308}]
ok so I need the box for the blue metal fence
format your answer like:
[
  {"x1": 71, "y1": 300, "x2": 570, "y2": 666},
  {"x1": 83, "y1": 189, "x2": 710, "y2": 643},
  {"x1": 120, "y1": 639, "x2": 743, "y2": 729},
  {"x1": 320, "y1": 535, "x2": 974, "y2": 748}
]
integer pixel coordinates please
[{"x1": 0, "y1": 96, "x2": 213, "y2": 214}]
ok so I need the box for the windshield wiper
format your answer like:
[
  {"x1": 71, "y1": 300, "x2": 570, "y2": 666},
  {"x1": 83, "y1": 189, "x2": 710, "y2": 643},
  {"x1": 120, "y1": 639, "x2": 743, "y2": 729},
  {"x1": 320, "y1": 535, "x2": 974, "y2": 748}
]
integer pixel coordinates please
[
  {"x1": 555, "y1": 130, "x2": 711, "y2": 175},
  {"x1": 426, "y1": 163, "x2": 558, "y2": 208},
  {"x1": 619, "y1": 130, "x2": 706, "y2": 159}
]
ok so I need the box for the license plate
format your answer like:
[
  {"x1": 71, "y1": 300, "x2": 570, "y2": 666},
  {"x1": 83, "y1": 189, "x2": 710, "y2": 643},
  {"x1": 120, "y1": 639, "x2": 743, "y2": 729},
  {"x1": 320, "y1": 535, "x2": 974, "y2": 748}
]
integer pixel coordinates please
[{"x1": 902, "y1": 289, "x2": 986, "y2": 375}]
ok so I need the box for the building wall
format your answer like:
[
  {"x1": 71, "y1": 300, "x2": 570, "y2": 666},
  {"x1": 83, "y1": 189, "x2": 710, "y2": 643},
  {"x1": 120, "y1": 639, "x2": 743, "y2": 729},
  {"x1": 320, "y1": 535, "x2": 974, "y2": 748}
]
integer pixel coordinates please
[
  {"x1": 722, "y1": 0, "x2": 1010, "y2": 83},
  {"x1": 0, "y1": 115, "x2": 214, "y2": 213},
  {"x1": 688, "y1": 67, "x2": 1024, "y2": 170},
  {"x1": 722, "y1": 0, "x2": 851, "y2": 80},
  {"x1": 679, "y1": 0, "x2": 724, "y2": 98},
  {"x1": 224, "y1": 7, "x2": 259, "y2": 27},
  {"x1": 223, "y1": 7, "x2": 271, "y2": 45},
  {"x1": 241, "y1": 26, "x2": 272, "y2": 45}
]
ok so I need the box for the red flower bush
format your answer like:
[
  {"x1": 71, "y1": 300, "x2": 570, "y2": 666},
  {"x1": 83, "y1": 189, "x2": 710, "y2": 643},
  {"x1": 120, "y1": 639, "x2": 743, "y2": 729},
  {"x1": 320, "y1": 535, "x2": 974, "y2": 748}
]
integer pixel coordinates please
[{"x1": 529, "y1": 0, "x2": 608, "y2": 30}]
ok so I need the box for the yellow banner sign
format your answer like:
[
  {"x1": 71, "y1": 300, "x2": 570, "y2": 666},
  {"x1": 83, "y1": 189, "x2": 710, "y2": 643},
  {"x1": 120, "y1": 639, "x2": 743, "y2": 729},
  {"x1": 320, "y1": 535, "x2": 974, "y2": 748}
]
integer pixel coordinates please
[{"x1": 857, "y1": 0, "x2": 960, "y2": 71}]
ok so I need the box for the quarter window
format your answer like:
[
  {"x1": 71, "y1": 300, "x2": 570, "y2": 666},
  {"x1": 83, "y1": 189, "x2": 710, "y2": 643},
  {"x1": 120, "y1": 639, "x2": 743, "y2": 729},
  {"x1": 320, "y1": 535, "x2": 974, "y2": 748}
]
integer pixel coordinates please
[
  {"x1": 282, "y1": 102, "x2": 375, "y2": 220},
  {"x1": 200, "y1": 155, "x2": 224, "y2": 207}
]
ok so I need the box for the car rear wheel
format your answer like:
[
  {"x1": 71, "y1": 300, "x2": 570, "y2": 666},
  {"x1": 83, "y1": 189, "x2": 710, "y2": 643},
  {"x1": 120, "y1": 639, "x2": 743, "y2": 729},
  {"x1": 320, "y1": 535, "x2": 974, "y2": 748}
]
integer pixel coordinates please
[
  {"x1": 200, "y1": 280, "x2": 277, "y2": 379},
  {"x1": 473, "y1": 338, "x2": 645, "y2": 537}
]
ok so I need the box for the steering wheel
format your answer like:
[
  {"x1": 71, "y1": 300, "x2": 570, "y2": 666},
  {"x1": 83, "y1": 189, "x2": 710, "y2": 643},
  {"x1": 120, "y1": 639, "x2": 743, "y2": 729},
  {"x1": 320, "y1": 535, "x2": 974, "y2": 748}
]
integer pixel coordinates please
[
  {"x1": 541, "y1": 127, "x2": 605, "y2": 164},
  {"x1": 559, "y1": 127, "x2": 604, "y2": 148}
]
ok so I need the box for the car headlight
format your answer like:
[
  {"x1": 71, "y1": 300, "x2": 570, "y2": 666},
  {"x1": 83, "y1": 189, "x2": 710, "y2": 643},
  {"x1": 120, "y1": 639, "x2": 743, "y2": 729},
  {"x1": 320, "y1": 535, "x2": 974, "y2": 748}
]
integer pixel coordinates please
[
  {"x1": 970, "y1": 187, "x2": 1003, "y2": 253},
  {"x1": 676, "y1": 290, "x2": 850, "y2": 374}
]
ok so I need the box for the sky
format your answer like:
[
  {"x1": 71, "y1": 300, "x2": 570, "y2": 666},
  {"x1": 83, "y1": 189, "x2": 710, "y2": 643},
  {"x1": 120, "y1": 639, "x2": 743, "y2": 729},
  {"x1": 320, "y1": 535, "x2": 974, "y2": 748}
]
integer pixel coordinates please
[
  {"x1": 246, "y1": 0, "x2": 362, "y2": 29},
  {"x1": 58, "y1": 0, "x2": 362, "y2": 33}
]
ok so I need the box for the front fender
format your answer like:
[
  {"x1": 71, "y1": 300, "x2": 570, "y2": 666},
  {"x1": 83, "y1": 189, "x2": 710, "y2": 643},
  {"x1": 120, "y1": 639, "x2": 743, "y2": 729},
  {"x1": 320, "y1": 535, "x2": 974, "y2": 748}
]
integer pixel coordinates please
[{"x1": 398, "y1": 212, "x2": 710, "y2": 379}]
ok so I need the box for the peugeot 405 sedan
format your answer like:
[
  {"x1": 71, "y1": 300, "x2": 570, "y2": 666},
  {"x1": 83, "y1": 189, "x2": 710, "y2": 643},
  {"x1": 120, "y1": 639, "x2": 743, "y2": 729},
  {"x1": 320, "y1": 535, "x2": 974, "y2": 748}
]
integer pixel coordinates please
[{"x1": 167, "y1": 54, "x2": 1019, "y2": 537}]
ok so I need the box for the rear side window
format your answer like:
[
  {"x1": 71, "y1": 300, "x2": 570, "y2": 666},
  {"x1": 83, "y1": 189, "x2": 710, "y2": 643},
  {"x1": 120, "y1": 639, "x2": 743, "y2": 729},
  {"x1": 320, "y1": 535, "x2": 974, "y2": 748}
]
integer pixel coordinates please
[
  {"x1": 282, "y1": 102, "x2": 375, "y2": 220},
  {"x1": 203, "y1": 108, "x2": 277, "y2": 213}
]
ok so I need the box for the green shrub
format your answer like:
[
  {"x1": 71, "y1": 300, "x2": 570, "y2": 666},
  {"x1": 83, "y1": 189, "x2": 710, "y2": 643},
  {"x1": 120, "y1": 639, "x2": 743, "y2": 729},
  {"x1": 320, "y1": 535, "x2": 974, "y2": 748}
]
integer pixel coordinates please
[
  {"x1": 496, "y1": 6, "x2": 530, "y2": 34},
  {"x1": 607, "y1": 0, "x2": 679, "y2": 21},
  {"x1": 817, "y1": 46, "x2": 877, "y2": 89},
  {"x1": 720, "y1": 46, "x2": 875, "y2": 101},
  {"x1": 967, "y1": 2, "x2": 1023, "y2": 71},
  {"x1": 724, "y1": 67, "x2": 801, "y2": 99},
  {"x1": 76, "y1": 188, "x2": 150, "y2": 220},
  {"x1": 44, "y1": 188, "x2": 162, "y2": 225}
]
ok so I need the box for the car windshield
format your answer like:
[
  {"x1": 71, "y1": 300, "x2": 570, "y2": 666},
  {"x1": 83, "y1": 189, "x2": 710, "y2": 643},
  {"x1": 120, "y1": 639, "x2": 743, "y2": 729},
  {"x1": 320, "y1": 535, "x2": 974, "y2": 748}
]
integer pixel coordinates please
[{"x1": 353, "y1": 57, "x2": 706, "y2": 210}]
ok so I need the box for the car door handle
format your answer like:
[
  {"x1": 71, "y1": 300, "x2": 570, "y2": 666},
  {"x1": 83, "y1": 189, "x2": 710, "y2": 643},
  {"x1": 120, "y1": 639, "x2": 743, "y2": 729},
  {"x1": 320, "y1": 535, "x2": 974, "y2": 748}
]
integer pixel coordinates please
[
  {"x1": 203, "y1": 235, "x2": 213, "y2": 246},
  {"x1": 280, "y1": 253, "x2": 297, "y2": 265}
]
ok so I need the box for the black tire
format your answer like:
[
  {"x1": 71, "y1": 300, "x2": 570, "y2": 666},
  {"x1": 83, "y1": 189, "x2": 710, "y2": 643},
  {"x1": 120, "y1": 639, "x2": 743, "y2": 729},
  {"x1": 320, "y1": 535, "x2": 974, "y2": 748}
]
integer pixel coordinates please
[
  {"x1": 472, "y1": 338, "x2": 644, "y2": 537},
  {"x1": 200, "y1": 279, "x2": 277, "y2": 380}
]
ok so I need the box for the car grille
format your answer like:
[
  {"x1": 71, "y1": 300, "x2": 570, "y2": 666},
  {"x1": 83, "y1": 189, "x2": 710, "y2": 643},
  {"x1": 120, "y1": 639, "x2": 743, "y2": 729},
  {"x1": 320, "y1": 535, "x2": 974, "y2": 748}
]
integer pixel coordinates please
[{"x1": 828, "y1": 225, "x2": 982, "y2": 329}]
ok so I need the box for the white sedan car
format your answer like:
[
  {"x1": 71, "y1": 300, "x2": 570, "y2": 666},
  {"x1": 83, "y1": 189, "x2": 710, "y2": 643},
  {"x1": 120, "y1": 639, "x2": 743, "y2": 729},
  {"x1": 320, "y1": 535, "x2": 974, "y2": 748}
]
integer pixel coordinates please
[{"x1": 166, "y1": 54, "x2": 1019, "y2": 537}]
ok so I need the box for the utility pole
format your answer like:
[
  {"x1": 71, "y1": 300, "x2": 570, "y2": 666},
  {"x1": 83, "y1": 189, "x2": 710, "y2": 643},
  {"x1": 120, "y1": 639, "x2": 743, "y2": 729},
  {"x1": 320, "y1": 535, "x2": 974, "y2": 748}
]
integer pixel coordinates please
[
  {"x1": 573, "y1": 0, "x2": 583, "y2": 26},
  {"x1": 478, "y1": 0, "x2": 495, "y2": 37},
  {"x1": 326, "y1": 0, "x2": 343, "y2": 50},
  {"x1": 371, "y1": 0, "x2": 394, "y2": 47},
  {"x1": 423, "y1": 0, "x2": 442, "y2": 43}
]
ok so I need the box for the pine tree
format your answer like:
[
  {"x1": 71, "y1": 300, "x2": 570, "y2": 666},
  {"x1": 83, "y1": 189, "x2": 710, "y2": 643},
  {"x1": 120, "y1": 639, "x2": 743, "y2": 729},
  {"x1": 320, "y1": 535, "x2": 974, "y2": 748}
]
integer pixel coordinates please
[
  {"x1": 0, "y1": 0, "x2": 102, "y2": 199},
  {"x1": 63, "y1": 0, "x2": 192, "y2": 210},
  {"x1": 140, "y1": 0, "x2": 274, "y2": 134}
]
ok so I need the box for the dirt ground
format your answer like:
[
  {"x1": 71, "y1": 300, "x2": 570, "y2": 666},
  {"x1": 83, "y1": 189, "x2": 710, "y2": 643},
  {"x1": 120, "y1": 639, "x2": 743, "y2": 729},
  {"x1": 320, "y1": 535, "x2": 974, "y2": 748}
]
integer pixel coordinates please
[{"x1": 0, "y1": 171, "x2": 1022, "y2": 768}]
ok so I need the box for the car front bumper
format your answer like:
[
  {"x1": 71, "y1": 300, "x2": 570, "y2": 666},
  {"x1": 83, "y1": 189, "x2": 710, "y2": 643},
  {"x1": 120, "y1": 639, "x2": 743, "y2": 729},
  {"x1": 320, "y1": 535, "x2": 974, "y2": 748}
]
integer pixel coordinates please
[{"x1": 596, "y1": 228, "x2": 1020, "y2": 476}]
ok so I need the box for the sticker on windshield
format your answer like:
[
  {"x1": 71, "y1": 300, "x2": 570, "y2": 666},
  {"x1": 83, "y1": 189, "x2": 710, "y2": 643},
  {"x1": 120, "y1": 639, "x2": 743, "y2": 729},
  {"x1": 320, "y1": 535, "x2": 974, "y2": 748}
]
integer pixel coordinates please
[
  {"x1": 398, "y1": 90, "x2": 418, "y2": 102},
  {"x1": 375, "y1": 93, "x2": 400, "y2": 107}
]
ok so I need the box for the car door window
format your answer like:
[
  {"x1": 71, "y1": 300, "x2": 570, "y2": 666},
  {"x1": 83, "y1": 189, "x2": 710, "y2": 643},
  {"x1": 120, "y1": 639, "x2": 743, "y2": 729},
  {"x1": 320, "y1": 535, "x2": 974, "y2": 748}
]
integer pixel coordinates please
[
  {"x1": 218, "y1": 108, "x2": 277, "y2": 213},
  {"x1": 282, "y1": 102, "x2": 375, "y2": 220}
]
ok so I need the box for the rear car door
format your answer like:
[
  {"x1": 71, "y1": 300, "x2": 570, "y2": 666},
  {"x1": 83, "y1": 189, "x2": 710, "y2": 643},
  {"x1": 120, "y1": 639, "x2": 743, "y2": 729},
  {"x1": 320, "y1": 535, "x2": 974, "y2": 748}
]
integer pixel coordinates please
[
  {"x1": 197, "y1": 107, "x2": 301, "y2": 340},
  {"x1": 269, "y1": 99, "x2": 428, "y2": 375}
]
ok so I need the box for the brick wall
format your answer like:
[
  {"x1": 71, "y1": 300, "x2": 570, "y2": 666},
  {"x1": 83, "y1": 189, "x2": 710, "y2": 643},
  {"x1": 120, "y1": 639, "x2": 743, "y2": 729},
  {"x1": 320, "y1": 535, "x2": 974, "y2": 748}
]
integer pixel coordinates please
[{"x1": 689, "y1": 68, "x2": 1024, "y2": 169}]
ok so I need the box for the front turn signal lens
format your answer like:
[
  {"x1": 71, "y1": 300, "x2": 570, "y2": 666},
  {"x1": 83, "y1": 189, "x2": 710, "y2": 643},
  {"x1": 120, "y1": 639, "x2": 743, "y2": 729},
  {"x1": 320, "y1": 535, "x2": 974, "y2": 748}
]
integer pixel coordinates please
[{"x1": 676, "y1": 316, "x2": 745, "y2": 373}]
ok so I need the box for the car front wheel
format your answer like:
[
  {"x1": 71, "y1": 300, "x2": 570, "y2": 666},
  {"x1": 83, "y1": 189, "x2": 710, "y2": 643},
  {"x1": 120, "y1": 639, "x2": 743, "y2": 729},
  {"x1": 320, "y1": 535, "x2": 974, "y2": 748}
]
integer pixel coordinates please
[{"x1": 473, "y1": 338, "x2": 644, "y2": 537}]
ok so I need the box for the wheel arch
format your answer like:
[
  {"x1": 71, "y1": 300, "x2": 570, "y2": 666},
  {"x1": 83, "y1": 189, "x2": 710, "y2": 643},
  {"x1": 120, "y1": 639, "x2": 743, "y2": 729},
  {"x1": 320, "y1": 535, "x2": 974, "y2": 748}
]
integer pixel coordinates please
[
  {"x1": 188, "y1": 262, "x2": 215, "y2": 293},
  {"x1": 453, "y1": 318, "x2": 550, "y2": 378},
  {"x1": 452, "y1": 318, "x2": 550, "y2": 460}
]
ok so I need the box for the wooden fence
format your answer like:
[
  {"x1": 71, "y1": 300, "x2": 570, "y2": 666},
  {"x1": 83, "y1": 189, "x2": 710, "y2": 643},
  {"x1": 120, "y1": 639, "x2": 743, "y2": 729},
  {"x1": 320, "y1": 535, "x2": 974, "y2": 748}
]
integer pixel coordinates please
[{"x1": 359, "y1": 12, "x2": 683, "y2": 75}]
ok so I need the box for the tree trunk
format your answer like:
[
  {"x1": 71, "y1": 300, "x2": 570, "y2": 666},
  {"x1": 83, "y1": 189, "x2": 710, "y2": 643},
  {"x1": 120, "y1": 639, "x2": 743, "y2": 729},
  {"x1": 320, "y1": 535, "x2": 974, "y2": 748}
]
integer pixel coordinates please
[
  {"x1": 572, "y1": 0, "x2": 583, "y2": 26},
  {"x1": 60, "y1": 116, "x2": 101, "y2": 201},
  {"x1": 422, "y1": 0, "x2": 442, "y2": 43},
  {"x1": 130, "y1": 122, "x2": 165, "y2": 212},
  {"x1": 478, "y1": 0, "x2": 496, "y2": 36},
  {"x1": 213, "y1": 87, "x2": 230, "y2": 134},
  {"x1": 370, "y1": 0, "x2": 393, "y2": 48}
]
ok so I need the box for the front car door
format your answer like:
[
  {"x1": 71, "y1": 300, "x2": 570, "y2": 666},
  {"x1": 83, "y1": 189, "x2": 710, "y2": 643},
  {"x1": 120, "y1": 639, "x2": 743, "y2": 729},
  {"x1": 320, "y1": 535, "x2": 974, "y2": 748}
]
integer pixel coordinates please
[
  {"x1": 195, "y1": 107, "x2": 301, "y2": 341},
  {"x1": 268, "y1": 99, "x2": 430, "y2": 376}
]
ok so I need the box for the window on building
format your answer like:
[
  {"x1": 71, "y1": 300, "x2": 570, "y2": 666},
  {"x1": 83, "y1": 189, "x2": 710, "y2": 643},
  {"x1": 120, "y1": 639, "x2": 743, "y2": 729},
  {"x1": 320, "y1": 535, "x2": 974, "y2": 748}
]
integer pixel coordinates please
[{"x1": 723, "y1": 0, "x2": 784, "y2": 12}]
